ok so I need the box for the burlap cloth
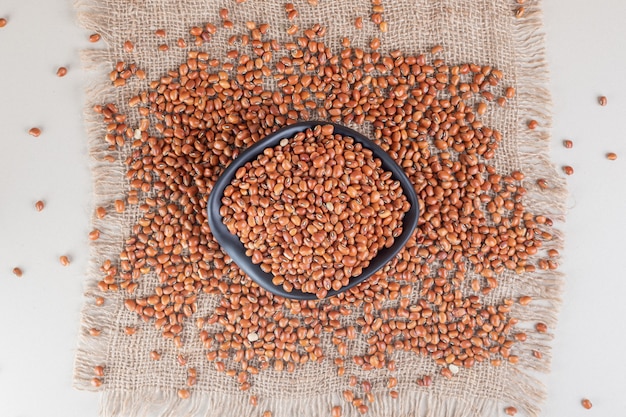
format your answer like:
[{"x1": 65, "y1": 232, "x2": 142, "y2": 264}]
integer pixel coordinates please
[{"x1": 74, "y1": 0, "x2": 566, "y2": 416}]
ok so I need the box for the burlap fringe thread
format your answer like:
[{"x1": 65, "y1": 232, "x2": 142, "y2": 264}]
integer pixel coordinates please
[{"x1": 73, "y1": 0, "x2": 566, "y2": 416}]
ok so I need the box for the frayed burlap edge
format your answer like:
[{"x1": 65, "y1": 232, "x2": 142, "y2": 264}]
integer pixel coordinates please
[{"x1": 72, "y1": 1, "x2": 566, "y2": 416}]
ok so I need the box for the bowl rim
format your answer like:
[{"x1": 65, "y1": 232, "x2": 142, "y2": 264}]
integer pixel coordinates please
[{"x1": 207, "y1": 121, "x2": 419, "y2": 300}]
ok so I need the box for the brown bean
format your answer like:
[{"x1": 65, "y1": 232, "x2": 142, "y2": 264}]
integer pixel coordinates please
[
  {"x1": 178, "y1": 389, "x2": 190, "y2": 399},
  {"x1": 29, "y1": 127, "x2": 41, "y2": 137},
  {"x1": 505, "y1": 406, "x2": 517, "y2": 416},
  {"x1": 606, "y1": 152, "x2": 617, "y2": 160},
  {"x1": 89, "y1": 33, "x2": 101, "y2": 42},
  {"x1": 515, "y1": 7, "x2": 525, "y2": 18},
  {"x1": 96, "y1": 206, "x2": 107, "y2": 219},
  {"x1": 35, "y1": 200, "x2": 45, "y2": 211},
  {"x1": 355, "y1": 17, "x2": 363, "y2": 29},
  {"x1": 114, "y1": 199, "x2": 125, "y2": 213},
  {"x1": 343, "y1": 390, "x2": 354, "y2": 402},
  {"x1": 527, "y1": 119, "x2": 538, "y2": 129},
  {"x1": 562, "y1": 166, "x2": 574, "y2": 175},
  {"x1": 12, "y1": 267, "x2": 23, "y2": 277},
  {"x1": 331, "y1": 406, "x2": 342, "y2": 417},
  {"x1": 123, "y1": 40, "x2": 134, "y2": 52},
  {"x1": 431, "y1": 45, "x2": 443, "y2": 54},
  {"x1": 598, "y1": 96, "x2": 607, "y2": 106},
  {"x1": 89, "y1": 229, "x2": 101, "y2": 240},
  {"x1": 581, "y1": 399, "x2": 592, "y2": 409},
  {"x1": 563, "y1": 140, "x2": 573, "y2": 148},
  {"x1": 60, "y1": 255, "x2": 70, "y2": 266},
  {"x1": 535, "y1": 322, "x2": 548, "y2": 333},
  {"x1": 0, "y1": 18, "x2": 7, "y2": 28},
  {"x1": 56, "y1": 67, "x2": 68, "y2": 77},
  {"x1": 505, "y1": 87, "x2": 516, "y2": 99},
  {"x1": 91, "y1": 378, "x2": 102, "y2": 387}
]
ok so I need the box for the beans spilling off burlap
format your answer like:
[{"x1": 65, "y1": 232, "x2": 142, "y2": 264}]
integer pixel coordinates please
[{"x1": 74, "y1": 1, "x2": 566, "y2": 416}]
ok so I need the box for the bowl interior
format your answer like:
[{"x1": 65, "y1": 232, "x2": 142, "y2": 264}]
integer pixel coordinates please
[{"x1": 207, "y1": 121, "x2": 419, "y2": 300}]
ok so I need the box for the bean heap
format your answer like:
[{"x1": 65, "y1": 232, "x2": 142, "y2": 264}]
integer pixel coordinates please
[
  {"x1": 90, "y1": 8, "x2": 558, "y2": 414},
  {"x1": 220, "y1": 124, "x2": 409, "y2": 298}
]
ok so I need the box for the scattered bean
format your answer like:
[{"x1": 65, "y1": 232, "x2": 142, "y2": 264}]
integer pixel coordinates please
[
  {"x1": 94, "y1": 365, "x2": 105, "y2": 377},
  {"x1": 12, "y1": 267, "x2": 23, "y2": 277},
  {"x1": 89, "y1": 33, "x2": 101, "y2": 42},
  {"x1": 57, "y1": 67, "x2": 68, "y2": 77},
  {"x1": 505, "y1": 87, "x2": 516, "y2": 99},
  {"x1": 96, "y1": 206, "x2": 107, "y2": 219},
  {"x1": 431, "y1": 44, "x2": 443, "y2": 54},
  {"x1": 29, "y1": 127, "x2": 41, "y2": 137},
  {"x1": 89, "y1": 229, "x2": 101, "y2": 240},
  {"x1": 178, "y1": 389, "x2": 190, "y2": 399},
  {"x1": 60, "y1": 255, "x2": 71, "y2": 266},
  {"x1": 527, "y1": 119, "x2": 538, "y2": 129},
  {"x1": 606, "y1": 152, "x2": 617, "y2": 160},
  {"x1": 35, "y1": 200, "x2": 45, "y2": 211},
  {"x1": 114, "y1": 199, "x2": 125, "y2": 213},
  {"x1": 563, "y1": 139, "x2": 573, "y2": 148},
  {"x1": 505, "y1": 406, "x2": 517, "y2": 416},
  {"x1": 598, "y1": 96, "x2": 607, "y2": 106},
  {"x1": 581, "y1": 398, "x2": 592, "y2": 409},
  {"x1": 562, "y1": 166, "x2": 574, "y2": 175}
]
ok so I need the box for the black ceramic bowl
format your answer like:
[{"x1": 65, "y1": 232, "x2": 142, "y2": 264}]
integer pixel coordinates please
[{"x1": 207, "y1": 121, "x2": 419, "y2": 300}]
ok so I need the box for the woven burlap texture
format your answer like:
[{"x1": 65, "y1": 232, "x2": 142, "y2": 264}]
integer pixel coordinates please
[{"x1": 73, "y1": 0, "x2": 566, "y2": 416}]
